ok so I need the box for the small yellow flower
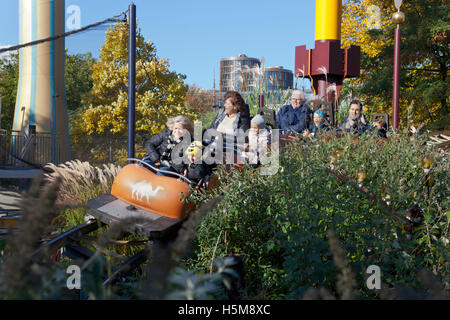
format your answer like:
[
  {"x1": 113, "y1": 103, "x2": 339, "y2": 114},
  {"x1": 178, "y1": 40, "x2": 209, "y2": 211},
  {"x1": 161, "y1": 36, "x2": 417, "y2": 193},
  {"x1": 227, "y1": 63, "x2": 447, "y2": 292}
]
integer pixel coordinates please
[
  {"x1": 357, "y1": 171, "x2": 367, "y2": 183},
  {"x1": 421, "y1": 156, "x2": 433, "y2": 169},
  {"x1": 329, "y1": 152, "x2": 338, "y2": 165}
]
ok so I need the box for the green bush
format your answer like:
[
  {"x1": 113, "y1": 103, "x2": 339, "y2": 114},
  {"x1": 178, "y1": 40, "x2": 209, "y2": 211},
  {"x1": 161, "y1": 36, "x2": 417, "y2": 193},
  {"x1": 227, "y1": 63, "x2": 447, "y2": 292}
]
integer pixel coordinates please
[
  {"x1": 1, "y1": 131, "x2": 447, "y2": 300},
  {"x1": 185, "y1": 132, "x2": 449, "y2": 299}
]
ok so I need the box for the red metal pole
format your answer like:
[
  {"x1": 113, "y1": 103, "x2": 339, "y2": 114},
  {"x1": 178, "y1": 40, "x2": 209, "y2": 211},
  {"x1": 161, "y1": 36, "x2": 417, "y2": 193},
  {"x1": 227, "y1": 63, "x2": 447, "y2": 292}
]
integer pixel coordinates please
[
  {"x1": 128, "y1": 3, "x2": 136, "y2": 163},
  {"x1": 392, "y1": 26, "x2": 401, "y2": 132},
  {"x1": 259, "y1": 94, "x2": 264, "y2": 109}
]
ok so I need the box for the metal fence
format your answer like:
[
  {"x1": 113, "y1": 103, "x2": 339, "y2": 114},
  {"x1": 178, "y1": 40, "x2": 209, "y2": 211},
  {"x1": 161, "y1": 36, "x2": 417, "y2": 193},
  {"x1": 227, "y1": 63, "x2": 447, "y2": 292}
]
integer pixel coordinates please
[
  {"x1": 0, "y1": 130, "x2": 60, "y2": 167},
  {"x1": 70, "y1": 134, "x2": 139, "y2": 166}
]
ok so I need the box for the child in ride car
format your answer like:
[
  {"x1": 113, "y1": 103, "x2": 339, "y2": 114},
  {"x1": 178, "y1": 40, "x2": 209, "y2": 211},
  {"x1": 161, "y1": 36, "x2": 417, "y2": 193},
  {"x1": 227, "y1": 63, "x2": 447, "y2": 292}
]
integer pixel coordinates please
[
  {"x1": 183, "y1": 141, "x2": 212, "y2": 186},
  {"x1": 243, "y1": 114, "x2": 271, "y2": 166}
]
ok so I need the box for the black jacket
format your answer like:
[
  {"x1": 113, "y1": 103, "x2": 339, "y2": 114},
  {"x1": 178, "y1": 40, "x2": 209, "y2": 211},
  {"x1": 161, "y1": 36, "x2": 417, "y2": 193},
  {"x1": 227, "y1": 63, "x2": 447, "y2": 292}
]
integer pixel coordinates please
[
  {"x1": 338, "y1": 115, "x2": 370, "y2": 135},
  {"x1": 370, "y1": 126, "x2": 388, "y2": 138},
  {"x1": 377, "y1": 128, "x2": 387, "y2": 138},
  {"x1": 185, "y1": 162, "x2": 212, "y2": 184},
  {"x1": 209, "y1": 104, "x2": 251, "y2": 134},
  {"x1": 144, "y1": 128, "x2": 188, "y2": 165}
]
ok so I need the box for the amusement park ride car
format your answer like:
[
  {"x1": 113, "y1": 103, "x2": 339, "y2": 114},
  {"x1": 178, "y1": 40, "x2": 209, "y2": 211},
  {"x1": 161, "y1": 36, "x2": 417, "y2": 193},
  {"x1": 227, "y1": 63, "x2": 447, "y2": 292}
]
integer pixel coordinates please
[{"x1": 28, "y1": 144, "x2": 235, "y2": 286}]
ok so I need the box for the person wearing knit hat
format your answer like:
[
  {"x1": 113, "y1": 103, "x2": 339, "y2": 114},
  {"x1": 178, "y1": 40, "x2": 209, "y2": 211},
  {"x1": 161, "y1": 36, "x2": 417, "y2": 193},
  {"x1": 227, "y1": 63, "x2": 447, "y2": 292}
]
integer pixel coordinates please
[
  {"x1": 243, "y1": 114, "x2": 272, "y2": 165},
  {"x1": 251, "y1": 114, "x2": 266, "y2": 129},
  {"x1": 314, "y1": 109, "x2": 325, "y2": 119},
  {"x1": 303, "y1": 109, "x2": 330, "y2": 138}
]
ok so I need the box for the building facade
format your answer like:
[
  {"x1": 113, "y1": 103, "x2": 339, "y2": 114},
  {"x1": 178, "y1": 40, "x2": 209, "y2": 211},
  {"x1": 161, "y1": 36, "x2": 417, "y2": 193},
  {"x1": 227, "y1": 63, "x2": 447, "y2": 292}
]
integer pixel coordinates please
[
  {"x1": 219, "y1": 55, "x2": 293, "y2": 94},
  {"x1": 264, "y1": 66, "x2": 293, "y2": 91},
  {"x1": 219, "y1": 54, "x2": 260, "y2": 92}
]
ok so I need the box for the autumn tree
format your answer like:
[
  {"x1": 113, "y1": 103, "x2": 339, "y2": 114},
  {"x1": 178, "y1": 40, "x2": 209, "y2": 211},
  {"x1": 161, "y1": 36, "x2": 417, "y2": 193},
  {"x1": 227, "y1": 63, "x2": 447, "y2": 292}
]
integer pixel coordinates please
[
  {"x1": 342, "y1": 0, "x2": 395, "y2": 58},
  {"x1": 341, "y1": 0, "x2": 449, "y2": 130},
  {"x1": 184, "y1": 84, "x2": 216, "y2": 114},
  {"x1": 77, "y1": 22, "x2": 195, "y2": 137}
]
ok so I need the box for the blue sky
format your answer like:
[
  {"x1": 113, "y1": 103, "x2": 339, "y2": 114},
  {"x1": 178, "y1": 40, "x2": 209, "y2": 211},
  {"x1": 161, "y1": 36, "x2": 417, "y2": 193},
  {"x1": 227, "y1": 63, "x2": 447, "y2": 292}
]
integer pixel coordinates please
[{"x1": 0, "y1": 0, "x2": 317, "y2": 89}]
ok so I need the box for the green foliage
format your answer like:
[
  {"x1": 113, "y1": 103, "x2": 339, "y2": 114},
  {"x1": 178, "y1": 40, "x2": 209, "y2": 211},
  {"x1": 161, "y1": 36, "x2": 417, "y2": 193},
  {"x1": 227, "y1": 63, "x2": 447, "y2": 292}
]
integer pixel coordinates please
[
  {"x1": 0, "y1": 53, "x2": 19, "y2": 131},
  {"x1": 186, "y1": 132, "x2": 449, "y2": 299},
  {"x1": 165, "y1": 258, "x2": 238, "y2": 300},
  {"x1": 342, "y1": 0, "x2": 449, "y2": 130},
  {"x1": 65, "y1": 51, "x2": 96, "y2": 111},
  {"x1": 199, "y1": 110, "x2": 219, "y2": 130},
  {"x1": 242, "y1": 88, "x2": 292, "y2": 117},
  {"x1": 0, "y1": 51, "x2": 98, "y2": 131},
  {"x1": 0, "y1": 132, "x2": 447, "y2": 299},
  {"x1": 77, "y1": 22, "x2": 195, "y2": 136}
]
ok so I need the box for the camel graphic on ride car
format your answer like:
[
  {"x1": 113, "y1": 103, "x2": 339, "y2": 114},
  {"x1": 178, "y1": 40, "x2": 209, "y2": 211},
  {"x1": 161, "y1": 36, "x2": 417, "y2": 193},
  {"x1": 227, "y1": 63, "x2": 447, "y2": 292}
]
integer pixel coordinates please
[
  {"x1": 111, "y1": 164, "x2": 194, "y2": 219},
  {"x1": 131, "y1": 181, "x2": 164, "y2": 203}
]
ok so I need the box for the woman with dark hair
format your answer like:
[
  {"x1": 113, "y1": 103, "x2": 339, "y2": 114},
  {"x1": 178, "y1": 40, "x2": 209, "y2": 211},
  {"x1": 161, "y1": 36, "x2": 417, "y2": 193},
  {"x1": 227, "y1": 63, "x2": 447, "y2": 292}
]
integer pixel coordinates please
[{"x1": 209, "y1": 91, "x2": 250, "y2": 135}]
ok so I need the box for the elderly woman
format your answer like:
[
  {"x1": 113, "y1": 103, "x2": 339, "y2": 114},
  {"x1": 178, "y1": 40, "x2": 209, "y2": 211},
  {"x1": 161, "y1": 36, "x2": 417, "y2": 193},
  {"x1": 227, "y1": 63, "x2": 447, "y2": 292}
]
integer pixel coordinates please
[
  {"x1": 210, "y1": 91, "x2": 250, "y2": 135},
  {"x1": 144, "y1": 115, "x2": 194, "y2": 174}
]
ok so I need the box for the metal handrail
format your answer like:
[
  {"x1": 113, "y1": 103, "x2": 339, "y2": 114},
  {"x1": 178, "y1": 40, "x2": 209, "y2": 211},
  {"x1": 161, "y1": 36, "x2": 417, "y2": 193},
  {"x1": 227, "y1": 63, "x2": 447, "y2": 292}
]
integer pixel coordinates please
[
  {"x1": 127, "y1": 158, "x2": 194, "y2": 185},
  {"x1": 9, "y1": 130, "x2": 54, "y2": 135},
  {"x1": 0, "y1": 131, "x2": 58, "y2": 167}
]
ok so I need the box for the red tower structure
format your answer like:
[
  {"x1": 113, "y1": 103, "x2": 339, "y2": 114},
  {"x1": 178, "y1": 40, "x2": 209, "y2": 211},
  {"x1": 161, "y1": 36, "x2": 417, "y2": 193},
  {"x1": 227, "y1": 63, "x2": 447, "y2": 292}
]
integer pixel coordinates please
[{"x1": 295, "y1": 0, "x2": 360, "y2": 125}]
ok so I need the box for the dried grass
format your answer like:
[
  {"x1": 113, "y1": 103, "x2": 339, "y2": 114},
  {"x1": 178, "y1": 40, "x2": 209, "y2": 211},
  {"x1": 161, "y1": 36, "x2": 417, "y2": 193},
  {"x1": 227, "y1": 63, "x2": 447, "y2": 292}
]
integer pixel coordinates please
[
  {"x1": 0, "y1": 175, "x2": 63, "y2": 298},
  {"x1": 327, "y1": 229, "x2": 358, "y2": 300},
  {"x1": 44, "y1": 160, "x2": 121, "y2": 204}
]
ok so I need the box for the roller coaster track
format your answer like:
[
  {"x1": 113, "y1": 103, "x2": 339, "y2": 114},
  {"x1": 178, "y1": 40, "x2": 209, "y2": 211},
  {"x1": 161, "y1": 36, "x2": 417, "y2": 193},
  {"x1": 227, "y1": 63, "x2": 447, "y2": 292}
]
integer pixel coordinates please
[{"x1": 426, "y1": 131, "x2": 450, "y2": 150}]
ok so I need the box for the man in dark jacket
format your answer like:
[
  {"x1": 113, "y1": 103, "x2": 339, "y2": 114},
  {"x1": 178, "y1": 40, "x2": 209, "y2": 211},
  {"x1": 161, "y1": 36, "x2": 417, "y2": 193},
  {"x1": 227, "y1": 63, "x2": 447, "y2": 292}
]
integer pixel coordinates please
[
  {"x1": 338, "y1": 100, "x2": 370, "y2": 135},
  {"x1": 276, "y1": 90, "x2": 311, "y2": 134}
]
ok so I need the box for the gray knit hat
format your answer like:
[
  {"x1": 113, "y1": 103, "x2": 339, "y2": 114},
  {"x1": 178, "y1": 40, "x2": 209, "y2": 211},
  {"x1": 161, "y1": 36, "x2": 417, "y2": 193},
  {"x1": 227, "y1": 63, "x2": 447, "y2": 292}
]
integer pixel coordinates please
[{"x1": 251, "y1": 114, "x2": 266, "y2": 128}]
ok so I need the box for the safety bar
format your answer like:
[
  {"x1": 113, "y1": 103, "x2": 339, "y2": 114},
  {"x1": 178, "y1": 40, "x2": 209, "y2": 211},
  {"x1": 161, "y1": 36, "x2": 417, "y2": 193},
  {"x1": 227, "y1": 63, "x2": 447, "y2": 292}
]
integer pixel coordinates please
[{"x1": 127, "y1": 158, "x2": 194, "y2": 185}]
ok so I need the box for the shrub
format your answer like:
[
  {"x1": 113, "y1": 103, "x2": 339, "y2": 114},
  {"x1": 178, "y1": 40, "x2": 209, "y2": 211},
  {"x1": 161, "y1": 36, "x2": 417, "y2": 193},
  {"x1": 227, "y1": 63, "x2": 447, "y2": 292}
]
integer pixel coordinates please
[{"x1": 185, "y1": 132, "x2": 449, "y2": 299}]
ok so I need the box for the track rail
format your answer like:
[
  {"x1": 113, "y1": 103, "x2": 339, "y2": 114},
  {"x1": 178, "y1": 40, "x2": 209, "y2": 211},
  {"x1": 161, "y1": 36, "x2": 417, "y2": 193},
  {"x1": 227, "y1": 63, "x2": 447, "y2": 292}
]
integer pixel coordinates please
[{"x1": 31, "y1": 219, "x2": 104, "y2": 260}]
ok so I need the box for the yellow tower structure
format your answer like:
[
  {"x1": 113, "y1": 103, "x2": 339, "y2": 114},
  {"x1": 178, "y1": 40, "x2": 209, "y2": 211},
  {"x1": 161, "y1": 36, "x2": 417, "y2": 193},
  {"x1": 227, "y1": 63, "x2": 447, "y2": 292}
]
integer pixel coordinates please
[
  {"x1": 314, "y1": 0, "x2": 342, "y2": 41},
  {"x1": 295, "y1": 0, "x2": 360, "y2": 126},
  {"x1": 13, "y1": 0, "x2": 69, "y2": 164}
]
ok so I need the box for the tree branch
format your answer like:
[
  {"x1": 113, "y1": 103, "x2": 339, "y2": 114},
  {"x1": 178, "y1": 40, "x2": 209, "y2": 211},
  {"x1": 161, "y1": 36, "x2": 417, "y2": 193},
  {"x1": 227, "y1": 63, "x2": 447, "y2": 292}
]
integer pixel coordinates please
[{"x1": 404, "y1": 68, "x2": 441, "y2": 73}]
